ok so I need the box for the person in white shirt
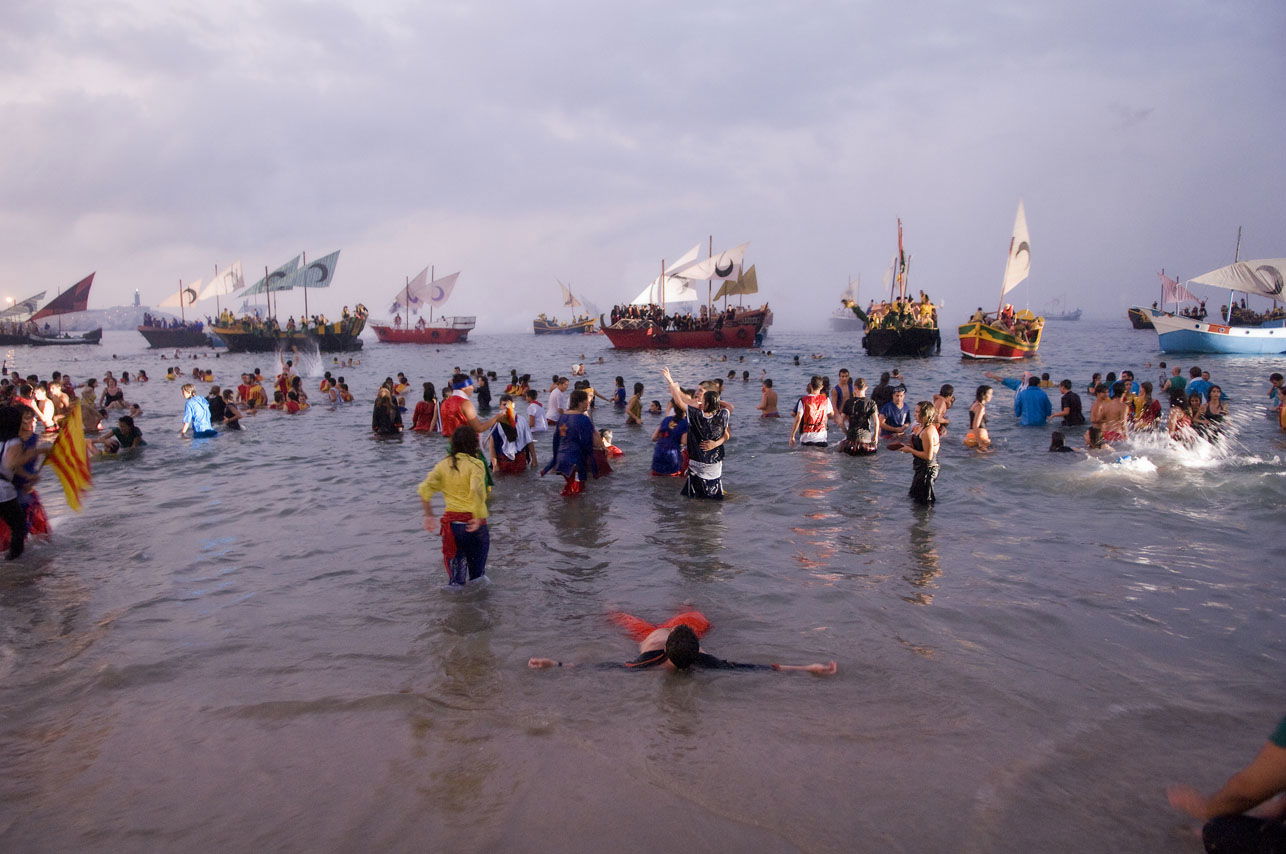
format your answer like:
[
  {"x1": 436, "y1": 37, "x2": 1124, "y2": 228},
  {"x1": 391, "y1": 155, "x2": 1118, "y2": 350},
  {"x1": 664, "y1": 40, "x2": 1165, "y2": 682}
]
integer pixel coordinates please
[
  {"x1": 525, "y1": 389, "x2": 548, "y2": 433},
  {"x1": 545, "y1": 377, "x2": 570, "y2": 426}
]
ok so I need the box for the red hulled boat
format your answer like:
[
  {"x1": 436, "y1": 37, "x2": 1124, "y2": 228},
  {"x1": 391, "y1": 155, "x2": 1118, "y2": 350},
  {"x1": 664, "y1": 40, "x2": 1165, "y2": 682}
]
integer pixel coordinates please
[{"x1": 372, "y1": 268, "x2": 476, "y2": 344}]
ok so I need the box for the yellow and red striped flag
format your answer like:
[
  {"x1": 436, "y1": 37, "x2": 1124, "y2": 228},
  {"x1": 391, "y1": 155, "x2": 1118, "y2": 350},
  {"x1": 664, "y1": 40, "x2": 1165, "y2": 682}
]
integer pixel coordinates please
[{"x1": 47, "y1": 405, "x2": 93, "y2": 511}]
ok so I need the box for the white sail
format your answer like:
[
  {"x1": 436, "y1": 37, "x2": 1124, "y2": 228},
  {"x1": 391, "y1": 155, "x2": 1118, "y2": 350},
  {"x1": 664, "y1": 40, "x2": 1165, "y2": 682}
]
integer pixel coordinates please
[
  {"x1": 390, "y1": 267, "x2": 430, "y2": 314},
  {"x1": 630, "y1": 275, "x2": 701, "y2": 305},
  {"x1": 671, "y1": 243, "x2": 750, "y2": 282},
  {"x1": 558, "y1": 280, "x2": 582, "y2": 308},
  {"x1": 998, "y1": 201, "x2": 1031, "y2": 298},
  {"x1": 667, "y1": 244, "x2": 701, "y2": 274},
  {"x1": 1189, "y1": 259, "x2": 1286, "y2": 302},
  {"x1": 160, "y1": 281, "x2": 202, "y2": 308},
  {"x1": 423, "y1": 271, "x2": 461, "y2": 309},
  {"x1": 198, "y1": 261, "x2": 245, "y2": 301},
  {"x1": 0, "y1": 290, "x2": 45, "y2": 319}
]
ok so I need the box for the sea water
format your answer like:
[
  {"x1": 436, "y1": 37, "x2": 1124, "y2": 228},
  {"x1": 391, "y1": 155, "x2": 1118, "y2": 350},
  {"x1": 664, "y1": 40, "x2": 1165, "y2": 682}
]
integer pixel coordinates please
[{"x1": 0, "y1": 322, "x2": 1282, "y2": 852}]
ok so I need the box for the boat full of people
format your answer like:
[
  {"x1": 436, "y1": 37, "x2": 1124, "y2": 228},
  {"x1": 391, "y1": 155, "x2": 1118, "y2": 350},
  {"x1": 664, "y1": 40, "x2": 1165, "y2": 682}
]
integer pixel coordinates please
[
  {"x1": 137, "y1": 313, "x2": 210, "y2": 349},
  {"x1": 958, "y1": 201, "x2": 1045, "y2": 360},
  {"x1": 1147, "y1": 258, "x2": 1286, "y2": 354},
  {"x1": 600, "y1": 242, "x2": 771, "y2": 349},
  {"x1": 369, "y1": 268, "x2": 477, "y2": 344},
  {"x1": 212, "y1": 307, "x2": 368, "y2": 353},
  {"x1": 852, "y1": 222, "x2": 941, "y2": 357}
]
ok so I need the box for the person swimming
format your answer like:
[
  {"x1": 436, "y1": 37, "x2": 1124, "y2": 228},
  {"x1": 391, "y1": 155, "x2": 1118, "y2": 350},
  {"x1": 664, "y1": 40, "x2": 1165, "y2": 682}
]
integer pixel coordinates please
[{"x1": 528, "y1": 611, "x2": 837, "y2": 674}]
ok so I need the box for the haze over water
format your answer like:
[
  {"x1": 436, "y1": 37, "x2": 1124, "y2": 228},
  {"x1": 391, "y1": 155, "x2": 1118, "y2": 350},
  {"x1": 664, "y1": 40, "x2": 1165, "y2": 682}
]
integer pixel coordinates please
[{"x1": 1, "y1": 323, "x2": 1283, "y2": 852}]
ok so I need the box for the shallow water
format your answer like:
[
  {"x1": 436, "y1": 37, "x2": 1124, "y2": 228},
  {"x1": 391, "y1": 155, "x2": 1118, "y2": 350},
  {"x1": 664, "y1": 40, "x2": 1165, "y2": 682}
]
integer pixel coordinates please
[{"x1": 1, "y1": 322, "x2": 1283, "y2": 853}]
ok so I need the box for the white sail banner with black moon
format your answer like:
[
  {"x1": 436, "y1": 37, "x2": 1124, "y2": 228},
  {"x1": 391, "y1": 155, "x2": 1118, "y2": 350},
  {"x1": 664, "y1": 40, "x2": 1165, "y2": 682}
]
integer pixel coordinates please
[
  {"x1": 279, "y1": 250, "x2": 341, "y2": 290},
  {"x1": 242, "y1": 255, "x2": 301, "y2": 296},
  {"x1": 421, "y1": 271, "x2": 461, "y2": 308},
  {"x1": 999, "y1": 201, "x2": 1030, "y2": 298},
  {"x1": 671, "y1": 243, "x2": 750, "y2": 282},
  {"x1": 160, "y1": 280, "x2": 202, "y2": 307},
  {"x1": 1190, "y1": 259, "x2": 1286, "y2": 302}
]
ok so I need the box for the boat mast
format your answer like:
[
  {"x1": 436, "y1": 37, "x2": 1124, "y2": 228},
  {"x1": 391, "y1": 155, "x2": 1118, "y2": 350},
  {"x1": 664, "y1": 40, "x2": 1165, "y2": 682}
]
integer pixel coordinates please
[
  {"x1": 301, "y1": 250, "x2": 309, "y2": 323},
  {"x1": 660, "y1": 259, "x2": 666, "y2": 314},
  {"x1": 429, "y1": 266, "x2": 435, "y2": 325},
  {"x1": 213, "y1": 263, "x2": 220, "y2": 318},
  {"x1": 708, "y1": 234, "x2": 714, "y2": 314},
  {"x1": 1228, "y1": 226, "x2": 1242, "y2": 322}
]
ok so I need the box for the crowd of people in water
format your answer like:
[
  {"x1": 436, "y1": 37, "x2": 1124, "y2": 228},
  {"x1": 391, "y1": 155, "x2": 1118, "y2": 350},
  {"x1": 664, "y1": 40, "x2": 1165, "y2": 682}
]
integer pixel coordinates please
[
  {"x1": 607, "y1": 303, "x2": 761, "y2": 331},
  {"x1": 2, "y1": 348, "x2": 1283, "y2": 845}
]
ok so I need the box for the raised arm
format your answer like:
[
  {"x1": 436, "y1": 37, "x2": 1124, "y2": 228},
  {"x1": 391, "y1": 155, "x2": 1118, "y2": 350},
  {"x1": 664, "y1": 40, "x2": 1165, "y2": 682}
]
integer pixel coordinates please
[{"x1": 660, "y1": 367, "x2": 689, "y2": 414}]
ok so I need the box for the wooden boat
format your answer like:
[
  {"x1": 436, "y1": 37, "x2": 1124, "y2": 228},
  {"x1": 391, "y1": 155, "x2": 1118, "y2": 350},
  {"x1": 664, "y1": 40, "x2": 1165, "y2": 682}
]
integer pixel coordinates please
[
  {"x1": 13, "y1": 274, "x2": 103, "y2": 346},
  {"x1": 1127, "y1": 307, "x2": 1155, "y2": 329},
  {"x1": 372, "y1": 317, "x2": 474, "y2": 344},
  {"x1": 371, "y1": 268, "x2": 475, "y2": 344},
  {"x1": 211, "y1": 251, "x2": 363, "y2": 352},
  {"x1": 958, "y1": 201, "x2": 1044, "y2": 360},
  {"x1": 27, "y1": 328, "x2": 103, "y2": 346},
  {"x1": 1148, "y1": 250, "x2": 1286, "y2": 353},
  {"x1": 213, "y1": 314, "x2": 366, "y2": 352},
  {"x1": 534, "y1": 316, "x2": 596, "y2": 335},
  {"x1": 861, "y1": 221, "x2": 942, "y2": 356},
  {"x1": 601, "y1": 243, "x2": 770, "y2": 349},
  {"x1": 139, "y1": 263, "x2": 243, "y2": 347}
]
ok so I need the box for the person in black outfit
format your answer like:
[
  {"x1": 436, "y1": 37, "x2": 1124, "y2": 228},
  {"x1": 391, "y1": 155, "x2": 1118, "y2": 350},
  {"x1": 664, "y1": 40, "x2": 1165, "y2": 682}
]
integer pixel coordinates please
[
  {"x1": 528, "y1": 623, "x2": 837, "y2": 674},
  {"x1": 1052, "y1": 379, "x2": 1086, "y2": 427}
]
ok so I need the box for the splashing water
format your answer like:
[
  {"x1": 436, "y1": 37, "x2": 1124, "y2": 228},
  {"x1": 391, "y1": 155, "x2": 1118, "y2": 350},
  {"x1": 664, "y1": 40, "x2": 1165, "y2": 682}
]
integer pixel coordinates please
[{"x1": 275, "y1": 339, "x2": 322, "y2": 378}]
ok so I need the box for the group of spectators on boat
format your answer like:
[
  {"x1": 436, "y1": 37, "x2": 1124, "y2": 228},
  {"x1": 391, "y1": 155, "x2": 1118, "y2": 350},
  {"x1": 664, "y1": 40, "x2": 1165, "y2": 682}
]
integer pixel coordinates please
[
  {"x1": 854, "y1": 293, "x2": 937, "y2": 330},
  {"x1": 216, "y1": 304, "x2": 367, "y2": 334},
  {"x1": 607, "y1": 303, "x2": 758, "y2": 331},
  {"x1": 968, "y1": 303, "x2": 1044, "y2": 342},
  {"x1": 1218, "y1": 298, "x2": 1285, "y2": 325},
  {"x1": 141, "y1": 313, "x2": 203, "y2": 330},
  {"x1": 1153, "y1": 300, "x2": 1209, "y2": 320}
]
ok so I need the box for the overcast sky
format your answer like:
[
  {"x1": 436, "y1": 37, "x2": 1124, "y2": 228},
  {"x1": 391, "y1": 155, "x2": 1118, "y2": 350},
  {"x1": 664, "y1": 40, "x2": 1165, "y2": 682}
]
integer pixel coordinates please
[{"x1": 2, "y1": 0, "x2": 1283, "y2": 329}]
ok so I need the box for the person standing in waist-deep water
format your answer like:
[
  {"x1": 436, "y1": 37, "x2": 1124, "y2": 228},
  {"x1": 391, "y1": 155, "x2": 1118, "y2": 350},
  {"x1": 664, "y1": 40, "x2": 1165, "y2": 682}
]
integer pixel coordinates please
[
  {"x1": 651, "y1": 399, "x2": 689, "y2": 476},
  {"x1": 411, "y1": 383, "x2": 438, "y2": 432},
  {"x1": 178, "y1": 383, "x2": 217, "y2": 438},
  {"x1": 789, "y1": 376, "x2": 833, "y2": 447},
  {"x1": 419, "y1": 426, "x2": 492, "y2": 587},
  {"x1": 371, "y1": 387, "x2": 402, "y2": 435},
  {"x1": 661, "y1": 367, "x2": 730, "y2": 500},
  {"x1": 899, "y1": 401, "x2": 940, "y2": 505},
  {"x1": 839, "y1": 378, "x2": 879, "y2": 456},
  {"x1": 541, "y1": 389, "x2": 597, "y2": 496},
  {"x1": 0, "y1": 406, "x2": 35, "y2": 559}
]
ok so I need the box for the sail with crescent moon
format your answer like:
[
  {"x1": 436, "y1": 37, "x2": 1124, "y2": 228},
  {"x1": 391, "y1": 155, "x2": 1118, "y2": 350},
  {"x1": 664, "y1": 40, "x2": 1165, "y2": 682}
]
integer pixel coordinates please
[
  {"x1": 1188, "y1": 259, "x2": 1286, "y2": 302},
  {"x1": 713, "y1": 264, "x2": 758, "y2": 300},
  {"x1": 242, "y1": 255, "x2": 301, "y2": 296},
  {"x1": 630, "y1": 246, "x2": 706, "y2": 305},
  {"x1": 999, "y1": 201, "x2": 1031, "y2": 298},
  {"x1": 669, "y1": 242, "x2": 750, "y2": 283},
  {"x1": 159, "y1": 280, "x2": 202, "y2": 308},
  {"x1": 277, "y1": 250, "x2": 341, "y2": 290}
]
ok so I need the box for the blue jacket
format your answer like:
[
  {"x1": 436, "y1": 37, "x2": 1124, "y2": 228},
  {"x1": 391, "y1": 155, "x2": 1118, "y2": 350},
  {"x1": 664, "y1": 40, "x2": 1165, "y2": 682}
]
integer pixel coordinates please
[{"x1": 1014, "y1": 386, "x2": 1052, "y2": 426}]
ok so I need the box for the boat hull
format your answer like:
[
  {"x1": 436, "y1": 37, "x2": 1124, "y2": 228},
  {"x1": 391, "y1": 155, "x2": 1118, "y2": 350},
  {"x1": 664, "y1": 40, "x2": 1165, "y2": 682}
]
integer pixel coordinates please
[
  {"x1": 957, "y1": 321, "x2": 1042, "y2": 360},
  {"x1": 371, "y1": 325, "x2": 471, "y2": 344},
  {"x1": 1151, "y1": 311, "x2": 1286, "y2": 354},
  {"x1": 137, "y1": 326, "x2": 211, "y2": 349},
  {"x1": 1128, "y1": 307, "x2": 1155, "y2": 329},
  {"x1": 862, "y1": 327, "x2": 941, "y2": 357},
  {"x1": 533, "y1": 318, "x2": 596, "y2": 335},
  {"x1": 1045, "y1": 309, "x2": 1082, "y2": 321},
  {"x1": 602, "y1": 323, "x2": 760, "y2": 349},
  {"x1": 26, "y1": 328, "x2": 103, "y2": 346},
  {"x1": 211, "y1": 318, "x2": 366, "y2": 353}
]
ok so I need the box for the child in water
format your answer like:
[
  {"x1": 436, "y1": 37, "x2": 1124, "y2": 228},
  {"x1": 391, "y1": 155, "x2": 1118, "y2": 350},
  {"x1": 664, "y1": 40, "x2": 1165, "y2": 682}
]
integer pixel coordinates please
[{"x1": 647, "y1": 400, "x2": 663, "y2": 415}]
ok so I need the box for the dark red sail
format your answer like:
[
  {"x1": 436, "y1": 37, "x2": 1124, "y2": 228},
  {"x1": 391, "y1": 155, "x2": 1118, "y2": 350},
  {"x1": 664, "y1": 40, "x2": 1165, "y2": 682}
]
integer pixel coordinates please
[{"x1": 31, "y1": 273, "x2": 95, "y2": 320}]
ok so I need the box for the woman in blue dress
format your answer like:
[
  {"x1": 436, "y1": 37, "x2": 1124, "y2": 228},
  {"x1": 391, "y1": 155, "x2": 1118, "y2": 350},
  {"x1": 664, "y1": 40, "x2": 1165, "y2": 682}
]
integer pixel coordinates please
[
  {"x1": 541, "y1": 389, "x2": 597, "y2": 495},
  {"x1": 650, "y1": 400, "x2": 688, "y2": 476}
]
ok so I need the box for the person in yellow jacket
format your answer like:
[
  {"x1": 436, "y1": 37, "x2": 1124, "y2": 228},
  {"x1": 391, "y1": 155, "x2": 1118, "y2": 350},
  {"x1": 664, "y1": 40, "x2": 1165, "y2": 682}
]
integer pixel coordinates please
[{"x1": 418, "y1": 425, "x2": 492, "y2": 586}]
